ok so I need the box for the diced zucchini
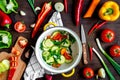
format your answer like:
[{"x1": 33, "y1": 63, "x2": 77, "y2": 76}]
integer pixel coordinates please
[
  {"x1": 61, "y1": 39, "x2": 71, "y2": 47},
  {"x1": 65, "y1": 59, "x2": 73, "y2": 63},
  {"x1": 51, "y1": 46, "x2": 59, "y2": 51},
  {"x1": 42, "y1": 39, "x2": 54, "y2": 48},
  {"x1": 46, "y1": 56, "x2": 54, "y2": 64},
  {"x1": 42, "y1": 51, "x2": 50, "y2": 60},
  {"x1": 56, "y1": 55, "x2": 65, "y2": 64}
]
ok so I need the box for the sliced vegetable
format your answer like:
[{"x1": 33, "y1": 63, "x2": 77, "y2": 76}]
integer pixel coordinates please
[
  {"x1": 99, "y1": 1, "x2": 120, "y2": 21},
  {"x1": 62, "y1": 68, "x2": 75, "y2": 77},
  {"x1": 0, "y1": 0, "x2": 18, "y2": 14},
  {"x1": 54, "y1": 2, "x2": 64, "y2": 12},
  {"x1": 43, "y1": 22, "x2": 57, "y2": 31},
  {"x1": 14, "y1": 22, "x2": 26, "y2": 33},
  {"x1": 96, "y1": 38, "x2": 120, "y2": 76},
  {"x1": 101, "y1": 29, "x2": 115, "y2": 43},
  {"x1": 11, "y1": 47, "x2": 21, "y2": 56},
  {"x1": 0, "y1": 30, "x2": 12, "y2": 49},
  {"x1": 109, "y1": 45, "x2": 120, "y2": 57},
  {"x1": 83, "y1": 0, "x2": 100, "y2": 18},
  {"x1": 83, "y1": 67, "x2": 94, "y2": 79},
  {"x1": 18, "y1": 38, "x2": 28, "y2": 48},
  {"x1": 0, "y1": 10, "x2": 12, "y2": 28},
  {"x1": 98, "y1": 68, "x2": 106, "y2": 78},
  {"x1": 0, "y1": 59, "x2": 10, "y2": 74},
  {"x1": 41, "y1": 30, "x2": 75, "y2": 68},
  {"x1": 8, "y1": 67, "x2": 16, "y2": 80},
  {"x1": 92, "y1": 48, "x2": 115, "y2": 80},
  {"x1": 74, "y1": 0, "x2": 84, "y2": 26},
  {"x1": 31, "y1": 2, "x2": 52, "y2": 38}
]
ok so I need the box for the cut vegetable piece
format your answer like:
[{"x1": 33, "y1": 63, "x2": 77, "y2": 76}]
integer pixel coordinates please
[
  {"x1": 2, "y1": 59, "x2": 10, "y2": 70},
  {"x1": 2, "y1": 35, "x2": 9, "y2": 44},
  {"x1": 61, "y1": 39, "x2": 71, "y2": 47},
  {"x1": 98, "y1": 68, "x2": 106, "y2": 78},
  {"x1": 43, "y1": 39, "x2": 54, "y2": 48},
  {"x1": 56, "y1": 55, "x2": 65, "y2": 64},
  {"x1": 0, "y1": 63, "x2": 6, "y2": 73},
  {"x1": 54, "y1": 2, "x2": 64, "y2": 12}
]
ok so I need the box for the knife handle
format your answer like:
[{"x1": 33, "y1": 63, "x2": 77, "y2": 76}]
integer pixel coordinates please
[{"x1": 82, "y1": 43, "x2": 88, "y2": 64}]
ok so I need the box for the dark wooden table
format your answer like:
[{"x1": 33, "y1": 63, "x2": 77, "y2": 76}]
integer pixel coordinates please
[{"x1": 0, "y1": 0, "x2": 120, "y2": 80}]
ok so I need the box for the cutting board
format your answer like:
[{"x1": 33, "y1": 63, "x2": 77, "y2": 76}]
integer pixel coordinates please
[{"x1": 0, "y1": 36, "x2": 28, "y2": 80}]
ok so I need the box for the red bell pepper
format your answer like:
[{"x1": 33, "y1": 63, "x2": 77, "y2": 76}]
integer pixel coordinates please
[
  {"x1": 31, "y1": 2, "x2": 52, "y2": 38},
  {"x1": 74, "y1": 0, "x2": 84, "y2": 26},
  {"x1": 8, "y1": 67, "x2": 16, "y2": 80},
  {"x1": 0, "y1": 10, "x2": 12, "y2": 28}
]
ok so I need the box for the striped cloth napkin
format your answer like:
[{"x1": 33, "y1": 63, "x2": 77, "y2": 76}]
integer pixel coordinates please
[{"x1": 24, "y1": 12, "x2": 63, "y2": 80}]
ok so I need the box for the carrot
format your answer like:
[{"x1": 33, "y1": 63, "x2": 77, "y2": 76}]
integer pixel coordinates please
[{"x1": 83, "y1": 0, "x2": 100, "y2": 18}]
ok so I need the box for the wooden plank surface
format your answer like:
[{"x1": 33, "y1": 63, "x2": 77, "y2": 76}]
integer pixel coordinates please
[{"x1": 0, "y1": 0, "x2": 120, "y2": 80}]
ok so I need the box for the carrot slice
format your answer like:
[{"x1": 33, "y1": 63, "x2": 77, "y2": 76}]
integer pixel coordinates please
[{"x1": 83, "y1": 0, "x2": 100, "y2": 18}]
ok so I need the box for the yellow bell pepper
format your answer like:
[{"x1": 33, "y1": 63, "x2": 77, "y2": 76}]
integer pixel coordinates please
[{"x1": 99, "y1": 1, "x2": 120, "y2": 21}]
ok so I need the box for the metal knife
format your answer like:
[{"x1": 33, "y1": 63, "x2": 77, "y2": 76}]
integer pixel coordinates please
[{"x1": 81, "y1": 24, "x2": 88, "y2": 64}]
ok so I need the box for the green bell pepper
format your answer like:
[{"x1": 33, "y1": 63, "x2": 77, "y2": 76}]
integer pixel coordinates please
[
  {"x1": 0, "y1": 30, "x2": 12, "y2": 49},
  {"x1": 0, "y1": 0, "x2": 18, "y2": 14}
]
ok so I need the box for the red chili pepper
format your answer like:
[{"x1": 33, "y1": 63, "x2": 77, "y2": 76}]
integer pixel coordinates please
[
  {"x1": 45, "y1": 74, "x2": 52, "y2": 80},
  {"x1": 64, "y1": 0, "x2": 68, "y2": 13},
  {"x1": 88, "y1": 43, "x2": 93, "y2": 61},
  {"x1": 0, "y1": 10, "x2": 12, "y2": 28},
  {"x1": 88, "y1": 21, "x2": 107, "y2": 35},
  {"x1": 74, "y1": 0, "x2": 84, "y2": 26},
  {"x1": 31, "y1": 2, "x2": 52, "y2": 38},
  {"x1": 8, "y1": 67, "x2": 16, "y2": 80}
]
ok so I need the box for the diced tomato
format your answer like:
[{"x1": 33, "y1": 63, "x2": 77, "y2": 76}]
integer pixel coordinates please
[
  {"x1": 63, "y1": 52, "x2": 72, "y2": 60},
  {"x1": 52, "y1": 32, "x2": 63, "y2": 41},
  {"x1": 18, "y1": 39, "x2": 28, "y2": 48}
]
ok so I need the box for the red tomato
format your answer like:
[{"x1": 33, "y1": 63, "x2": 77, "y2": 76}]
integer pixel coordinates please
[
  {"x1": 110, "y1": 45, "x2": 120, "y2": 57},
  {"x1": 83, "y1": 67, "x2": 94, "y2": 79},
  {"x1": 52, "y1": 32, "x2": 63, "y2": 41},
  {"x1": 18, "y1": 39, "x2": 28, "y2": 48},
  {"x1": 101, "y1": 29, "x2": 115, "y2": 43},
  {"x1": 14, "y1": 22, "x2": 26, "y2": 33}
]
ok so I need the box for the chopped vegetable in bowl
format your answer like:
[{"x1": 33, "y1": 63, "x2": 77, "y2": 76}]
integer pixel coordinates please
[{"x1": 40, "y1": 30, "x2": 76, "y2": 68}]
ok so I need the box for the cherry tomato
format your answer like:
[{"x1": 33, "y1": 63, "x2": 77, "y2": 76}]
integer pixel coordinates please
[
  {"x1": 14, "y1": 22, "x2": 26, "y2": 33},
  {"x1": 110, "y1": 45, "x2": 120, "y2": 57},
  {"x1": 101, "y1": 29, "x2": 115, "y2": 43},
  {"x1": 83, "y1": 67, "x2": 94, "y2": 79}
]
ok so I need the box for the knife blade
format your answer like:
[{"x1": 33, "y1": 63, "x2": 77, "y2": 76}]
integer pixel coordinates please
[{"x1": 81, "y1": 24, "x2": 88, "y2": 64}]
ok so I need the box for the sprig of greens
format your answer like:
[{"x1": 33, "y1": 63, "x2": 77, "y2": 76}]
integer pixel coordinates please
[
  {"x1": 92, "y1": 48, "x2": 115, "y2": 80},
  {"x1": 28, "y1": 0, "x2": 37, "y2": 15},
  {"x1": 96, "y1": 38, "x2": 120, "y2": 76}
]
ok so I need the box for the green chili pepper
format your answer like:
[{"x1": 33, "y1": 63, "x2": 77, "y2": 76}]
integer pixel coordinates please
[
  {"x1": 0, "y1": 30, "x2": 12, "y2": 49},
  {"x1": 0, "y1": 0, "x2": 18, "y2": 14}
]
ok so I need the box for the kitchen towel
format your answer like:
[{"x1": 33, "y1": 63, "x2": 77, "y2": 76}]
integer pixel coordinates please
[{"x1": 24, "y1": 12, "x2": 63, "y2": 80}]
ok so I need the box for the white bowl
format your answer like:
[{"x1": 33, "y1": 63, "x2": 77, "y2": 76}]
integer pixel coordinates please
[{"x1": 35, "y1": 27, "x2": 82, "y2": 74}]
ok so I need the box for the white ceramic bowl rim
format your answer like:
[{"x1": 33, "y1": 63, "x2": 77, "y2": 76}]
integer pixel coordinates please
[{"x1": 35, "y1": 27, "x2": 82, "y2": 73}]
